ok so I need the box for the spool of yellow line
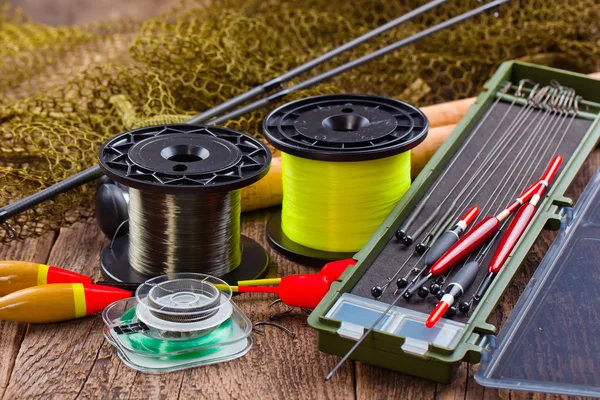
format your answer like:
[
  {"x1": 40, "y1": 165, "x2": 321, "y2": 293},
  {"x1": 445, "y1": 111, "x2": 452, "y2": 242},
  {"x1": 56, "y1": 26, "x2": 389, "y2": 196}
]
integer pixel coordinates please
[
  {"x1": 263, "y1": 94, "x2": 428, "y2": 264},
  {"x1": 281, "y1": 152, "x2": 411, "y2": 252}
]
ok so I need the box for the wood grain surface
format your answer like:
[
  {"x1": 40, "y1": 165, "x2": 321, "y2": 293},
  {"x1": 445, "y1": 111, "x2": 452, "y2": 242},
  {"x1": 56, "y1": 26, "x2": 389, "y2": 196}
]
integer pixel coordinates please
[{"x1": 0, "y1": 232, "x2": 56, "y2": 399}]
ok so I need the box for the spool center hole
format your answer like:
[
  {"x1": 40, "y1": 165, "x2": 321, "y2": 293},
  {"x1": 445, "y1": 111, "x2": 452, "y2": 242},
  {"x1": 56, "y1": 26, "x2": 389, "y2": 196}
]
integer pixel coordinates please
[
  {"x1": 322, "y1": 114, "x2": 369, "y2": 132},
  {"x1": 160, "y1": 144, "x2": 209, "y2": 163},
  {"x1": 170, "y1": 292, "x2": 201, "y2": 305}
]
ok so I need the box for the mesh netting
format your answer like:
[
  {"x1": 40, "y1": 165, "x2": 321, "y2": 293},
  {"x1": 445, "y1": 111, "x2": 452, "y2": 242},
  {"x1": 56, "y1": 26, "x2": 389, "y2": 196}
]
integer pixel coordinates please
[{"x1": 0, "y1": 0, "x2": 598, "y2": 239}]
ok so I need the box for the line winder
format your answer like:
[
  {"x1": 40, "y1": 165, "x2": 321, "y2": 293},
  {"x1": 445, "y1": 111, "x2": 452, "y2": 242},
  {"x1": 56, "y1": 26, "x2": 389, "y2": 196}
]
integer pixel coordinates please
[
  {"x1": 102, "y1": 273, "x2": 253, "y2": 372},
  {"x1": 309, "y1": 61, "x2": 600, "y2": 388}
]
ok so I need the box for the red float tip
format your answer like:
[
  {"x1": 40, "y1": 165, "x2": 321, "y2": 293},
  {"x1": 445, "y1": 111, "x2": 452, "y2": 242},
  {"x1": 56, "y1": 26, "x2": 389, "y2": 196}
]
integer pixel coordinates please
[
  {"x1": 83, "y1": 284, "x2": 132, "y2": 315},
  {"x1": 320, "y1": 258, "x2": 357, "y2": 283},
  {"x1": 425, "y1": 301, "x2": 449, "y2": 328},
  {"x1": 540, "y1": 154, "x2": 562, "y2": 186},
  {"x1": 515, "y1": 179, "x2": 543, "y2": 205},
  {"x1": 460, "y1": 206, "x2": 480, "y2": 227},
  {"x1": 47, "y1": 266, "x2": 93, "y2": 285},
  {"x1": 505, "y1": 179, "x2": 543, "y2": 215}
]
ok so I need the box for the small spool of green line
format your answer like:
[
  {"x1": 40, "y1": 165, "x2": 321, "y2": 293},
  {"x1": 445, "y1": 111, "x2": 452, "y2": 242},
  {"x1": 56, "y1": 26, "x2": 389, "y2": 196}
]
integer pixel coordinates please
[
  {"x1": 263, "y1": 94, "x2": 428, "y2": 265},
  {"x1": 118, "y1": 306, "x2": 234, "y2": 360}
]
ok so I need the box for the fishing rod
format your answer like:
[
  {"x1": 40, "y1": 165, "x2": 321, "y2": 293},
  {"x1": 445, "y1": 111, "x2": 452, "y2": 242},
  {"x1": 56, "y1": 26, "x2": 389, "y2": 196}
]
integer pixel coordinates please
[
  {"x1": 0, "y1": 0, "x2": 510, "y2": 233},
  {"x1": 188, "y1": 0, "x2": 450, "y2": 124}
]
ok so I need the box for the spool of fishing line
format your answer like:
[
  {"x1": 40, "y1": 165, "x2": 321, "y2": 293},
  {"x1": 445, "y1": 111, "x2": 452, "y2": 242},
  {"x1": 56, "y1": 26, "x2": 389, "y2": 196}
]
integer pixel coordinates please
[
  {"x1": 103, "y1": 273, "x2": 252, "y2": 373},
  {"x1": 98, "y1": 124, "x2": 271, "y2": 283},
  {"x1": 263, "y1": 95, "x2": 428, "y2": 265}
]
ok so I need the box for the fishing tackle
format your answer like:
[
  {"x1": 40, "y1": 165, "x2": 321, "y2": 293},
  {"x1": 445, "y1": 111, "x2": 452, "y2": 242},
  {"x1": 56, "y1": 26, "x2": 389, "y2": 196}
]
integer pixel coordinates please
[
  {"x1": 397, "y1": 81, "x2": 514, "y2": 244},
  {"x1": 0, "y1": 260, "x2": 139, "y2": 296},
  {"x1": 315, "y1": 69, "x2": 600, "y2": 384},
  {"x1": 372, "y1": 206, "x2": 478, "y2": 299},
  {"x1": 231, "y1": 275, "x2": 330, "y2": 310},
  {"x1": 412, "y1": 83, "x2": 547, "y2": 243},
  {"x1": 98, "y1": 124, "x2": 271, "y2": 284},
  {"x1": 103, "y1": 273, "x2": 253, "y2": 372},
  {"x1": 460, "y1": 155, "x2": 562, "y2": 313},
  {"x1": 220, "y1": 258, "x2": 357, "y2": 309},
  {"x1": 238, "y1": 258, "x2": 357, "y2": 287},
  {"x1": 398, "y1": 206, "x2": 440, "y2": 246},
  {"x1": 253, "y1": 321, "x2": 296, "y2": 339},
  {"x1": 402, "y1": 177, "x2": 545, "y2": 300},
  {"x1": 425, "y1": 228, "x2": 504, "y2": 327},
  {"x1": 396, "y1": 206, "x2": 478, "y2": 299},
  {"x1": 263, "y1": 94, "x2": 425, "y2": 264},
  {"x1": 266, "y1": 299, "x2": 312, "y2": 321},
  {"x1": 0, "y1": 283, "x2": 131, "y2": 323},
  {"x1": 0, "y1": 0, "x2": 508, "y2": 234}
]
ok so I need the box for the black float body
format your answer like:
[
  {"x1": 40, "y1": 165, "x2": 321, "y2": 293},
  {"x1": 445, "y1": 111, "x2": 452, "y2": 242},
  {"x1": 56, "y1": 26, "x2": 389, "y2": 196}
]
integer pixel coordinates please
[
  {"x1": 263, "y1": 94, "x2": 428, "y2": 265},
  {"x1": 97, "y1": 124, "x2": 271, "y2": 284}
]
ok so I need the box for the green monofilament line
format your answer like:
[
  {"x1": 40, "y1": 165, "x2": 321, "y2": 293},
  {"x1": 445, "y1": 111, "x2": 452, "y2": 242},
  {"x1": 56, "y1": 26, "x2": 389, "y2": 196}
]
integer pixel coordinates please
[
  {"x1": 281, "y1": 151, "x2": 411, "y2": 253},
  {"x1": 119, "y1": 307, "x2": 233, "y2": 360}
]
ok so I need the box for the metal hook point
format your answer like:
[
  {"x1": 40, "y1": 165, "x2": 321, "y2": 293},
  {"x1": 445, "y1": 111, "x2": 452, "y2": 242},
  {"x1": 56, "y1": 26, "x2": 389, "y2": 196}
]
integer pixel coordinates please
[{"x1": 253, "y1": 321, "x2": 296, "y2": 339}]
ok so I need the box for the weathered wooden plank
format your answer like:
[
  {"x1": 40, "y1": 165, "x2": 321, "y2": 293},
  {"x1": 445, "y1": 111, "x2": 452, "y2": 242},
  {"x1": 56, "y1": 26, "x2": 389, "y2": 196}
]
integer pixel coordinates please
[
  {"x1": 3, "y1": 222, "x2": 109, "y2": 399},
  {"x1": 0, "y1": 232, "x2": 56, "y2": 399},
  {"x1": 355, "y1": 364, "x2": 437, "y2": 400}
]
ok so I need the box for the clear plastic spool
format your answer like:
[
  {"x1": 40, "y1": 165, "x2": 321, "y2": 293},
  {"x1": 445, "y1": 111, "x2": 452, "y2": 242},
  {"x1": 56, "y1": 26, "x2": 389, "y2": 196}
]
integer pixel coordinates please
[
  {"x1": 135, "y1": 273, "x2": 233, "y2": 338},
  {"x1": 102, "y1": 273, "x2": 253, "y2": 372}
]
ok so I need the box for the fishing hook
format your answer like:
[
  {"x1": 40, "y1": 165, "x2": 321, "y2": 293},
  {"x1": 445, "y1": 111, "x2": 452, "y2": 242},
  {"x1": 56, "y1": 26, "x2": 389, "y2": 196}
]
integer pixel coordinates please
[
  {"x1": 573, "y1": 95, "x2": 582, "y2": 115},
  {"x1": 253, "y1": 321, "x2": 296, "y2": 339},
  {"x1": 267, "y1": 299, "x2": 311, "y2": 320},
  {"x1": 515, "y1": 79, "x2": 535, "y2": 97}
]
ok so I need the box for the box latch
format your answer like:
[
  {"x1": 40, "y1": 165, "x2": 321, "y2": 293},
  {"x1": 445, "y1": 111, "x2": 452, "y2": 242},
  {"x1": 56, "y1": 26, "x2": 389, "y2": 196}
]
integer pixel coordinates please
[
  {"x1": 338, "y1": 321, "x2": 366, "y2": 340},
  {"x1": 401, "y1": 337, "x2": 429, "y2": 357}
]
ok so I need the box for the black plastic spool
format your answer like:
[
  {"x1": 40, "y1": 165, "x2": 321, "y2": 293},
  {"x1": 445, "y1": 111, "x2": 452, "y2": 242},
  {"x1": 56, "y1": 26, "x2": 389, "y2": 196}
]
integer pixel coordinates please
[
  {"x1": 263, "y1": 94, "x2": 428, "y2": 266},
  {"x1": 98, "y1": 124, "x2": 272, "y2": 284}
]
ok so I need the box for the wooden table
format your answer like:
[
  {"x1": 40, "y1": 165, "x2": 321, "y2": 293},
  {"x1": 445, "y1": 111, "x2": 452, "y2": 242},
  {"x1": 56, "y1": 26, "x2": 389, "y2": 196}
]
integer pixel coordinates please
[{"x1": 0, "y1": 148, "x2": 598, "y2": 399}]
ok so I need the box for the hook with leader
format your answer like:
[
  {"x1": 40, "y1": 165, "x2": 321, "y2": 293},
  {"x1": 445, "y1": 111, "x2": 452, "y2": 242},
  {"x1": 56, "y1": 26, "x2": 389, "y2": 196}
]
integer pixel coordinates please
[{"x1": 317, "y1": 65, "x2": 600, "y2": 388}]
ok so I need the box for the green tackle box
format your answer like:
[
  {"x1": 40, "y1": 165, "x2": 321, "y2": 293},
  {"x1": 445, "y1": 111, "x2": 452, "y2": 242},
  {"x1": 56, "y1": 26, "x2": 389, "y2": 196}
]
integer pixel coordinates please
[{"x1": 308, "y1": 61, "x2": 600, "y2": 395}]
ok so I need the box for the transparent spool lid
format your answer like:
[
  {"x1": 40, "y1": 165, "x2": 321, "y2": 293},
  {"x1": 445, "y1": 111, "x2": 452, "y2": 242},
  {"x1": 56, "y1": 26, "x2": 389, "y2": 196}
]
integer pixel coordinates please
[{"x1": 475, "y1": 166, "x2": 600, "y2": 397}]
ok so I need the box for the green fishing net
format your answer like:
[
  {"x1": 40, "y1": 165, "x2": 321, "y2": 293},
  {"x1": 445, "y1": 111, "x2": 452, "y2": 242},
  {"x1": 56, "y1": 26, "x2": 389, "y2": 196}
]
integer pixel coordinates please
[{"x1": 0, "y1": 0, "x2": 598, "y2": 239}]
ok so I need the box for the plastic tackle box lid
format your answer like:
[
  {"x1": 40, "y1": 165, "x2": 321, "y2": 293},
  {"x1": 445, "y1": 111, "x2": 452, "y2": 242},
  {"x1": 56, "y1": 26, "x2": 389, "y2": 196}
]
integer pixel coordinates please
[{"x1": 475, "y1": 165, "x2": 600, "y2": 397}]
